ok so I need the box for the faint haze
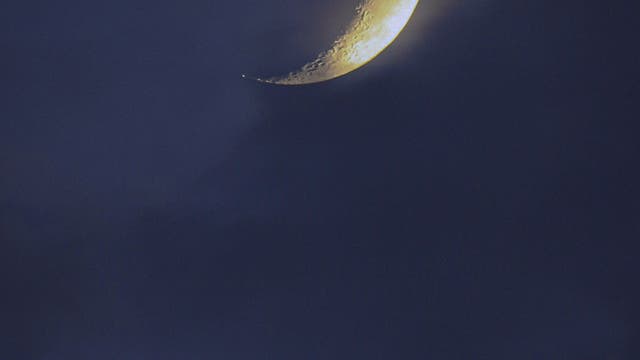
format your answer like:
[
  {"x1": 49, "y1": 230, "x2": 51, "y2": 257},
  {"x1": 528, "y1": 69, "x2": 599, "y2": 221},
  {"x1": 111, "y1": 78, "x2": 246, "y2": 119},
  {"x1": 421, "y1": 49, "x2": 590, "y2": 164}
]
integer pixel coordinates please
[{"x1": 2, "y1": 0, "x2": 639, "y2": 359}]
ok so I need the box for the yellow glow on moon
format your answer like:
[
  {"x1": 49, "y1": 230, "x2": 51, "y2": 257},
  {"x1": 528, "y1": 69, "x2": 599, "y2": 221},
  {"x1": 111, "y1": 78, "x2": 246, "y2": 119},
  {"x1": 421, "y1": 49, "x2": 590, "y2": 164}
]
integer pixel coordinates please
[{"x1": 251, "y1": 0, "x2": 420, "y2": 85}]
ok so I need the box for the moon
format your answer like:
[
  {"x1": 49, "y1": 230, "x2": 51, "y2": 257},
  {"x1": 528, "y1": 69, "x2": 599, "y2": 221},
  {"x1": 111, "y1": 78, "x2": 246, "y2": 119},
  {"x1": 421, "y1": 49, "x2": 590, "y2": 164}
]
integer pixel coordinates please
[{"x1": 249, "y1": 0, "x2": 420, "y2": 85}]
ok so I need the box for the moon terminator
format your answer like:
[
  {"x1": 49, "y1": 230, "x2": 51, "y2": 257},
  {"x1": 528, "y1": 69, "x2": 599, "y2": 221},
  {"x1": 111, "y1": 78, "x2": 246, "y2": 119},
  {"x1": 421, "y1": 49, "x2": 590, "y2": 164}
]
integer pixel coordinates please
[{"x1": 249, "y1": 0, "x2": 420, "y2": 85}]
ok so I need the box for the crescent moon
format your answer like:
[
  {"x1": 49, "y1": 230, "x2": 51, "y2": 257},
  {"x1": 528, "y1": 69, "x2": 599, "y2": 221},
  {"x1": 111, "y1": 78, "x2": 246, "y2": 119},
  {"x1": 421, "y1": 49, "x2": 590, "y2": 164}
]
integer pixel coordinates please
[{"x1": 248, "y1": 0, "x2": 420, "y2": 85}]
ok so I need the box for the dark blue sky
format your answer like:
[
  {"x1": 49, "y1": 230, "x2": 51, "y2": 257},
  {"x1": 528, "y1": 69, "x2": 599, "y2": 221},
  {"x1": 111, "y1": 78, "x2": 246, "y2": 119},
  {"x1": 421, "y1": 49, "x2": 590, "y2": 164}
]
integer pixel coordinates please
[{"x1": 2, "y1": 0, "x2": 639, "y2": 358}]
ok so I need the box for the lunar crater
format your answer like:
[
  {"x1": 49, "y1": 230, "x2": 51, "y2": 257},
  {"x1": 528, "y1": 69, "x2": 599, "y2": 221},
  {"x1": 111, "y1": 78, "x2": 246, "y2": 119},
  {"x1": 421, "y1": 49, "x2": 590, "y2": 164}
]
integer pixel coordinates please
[{"x1": 257, "y1": 0, "x2": 419, "y2": 85}]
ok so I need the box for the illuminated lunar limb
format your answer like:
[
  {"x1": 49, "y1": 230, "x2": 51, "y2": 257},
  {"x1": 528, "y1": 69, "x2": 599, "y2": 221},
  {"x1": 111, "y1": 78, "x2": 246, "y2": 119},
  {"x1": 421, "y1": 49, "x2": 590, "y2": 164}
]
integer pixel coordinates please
[{"x1": 255, "y1": 0, "x2": 420, "y2": 85}]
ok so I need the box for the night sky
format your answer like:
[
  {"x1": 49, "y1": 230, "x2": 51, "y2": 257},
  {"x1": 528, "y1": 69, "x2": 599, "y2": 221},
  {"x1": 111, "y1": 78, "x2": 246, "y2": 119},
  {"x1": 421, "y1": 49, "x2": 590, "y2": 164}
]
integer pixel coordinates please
[{"x1": 2, "y1": 0, "x2": 639, "y2": 358}]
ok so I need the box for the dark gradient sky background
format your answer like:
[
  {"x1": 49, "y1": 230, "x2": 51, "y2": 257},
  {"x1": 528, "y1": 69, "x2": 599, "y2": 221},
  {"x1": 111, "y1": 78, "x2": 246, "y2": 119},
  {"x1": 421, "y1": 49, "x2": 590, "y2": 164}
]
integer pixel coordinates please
[{"x1": 2, "y1": 0, "x2": 639, "y2": 358}]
